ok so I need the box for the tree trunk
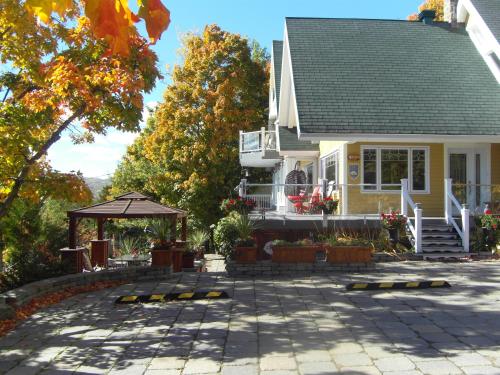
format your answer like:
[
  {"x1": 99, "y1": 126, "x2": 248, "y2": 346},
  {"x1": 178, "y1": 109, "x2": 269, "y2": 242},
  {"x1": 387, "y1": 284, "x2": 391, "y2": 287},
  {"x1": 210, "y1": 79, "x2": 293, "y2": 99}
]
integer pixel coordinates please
[{"x1": 0, "y1": 107, "x2": 84, "y2": 219}]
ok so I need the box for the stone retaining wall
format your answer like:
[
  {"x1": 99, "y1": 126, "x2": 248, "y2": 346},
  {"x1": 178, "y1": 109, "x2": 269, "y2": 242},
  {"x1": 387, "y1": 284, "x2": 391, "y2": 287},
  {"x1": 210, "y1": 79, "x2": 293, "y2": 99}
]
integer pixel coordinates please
[
  {"x1": 226, "y1": 260, "x2": 376, "y2": 277},
  {"x1": 0, "y1": 266, "x2": 172, "y2": 320}
]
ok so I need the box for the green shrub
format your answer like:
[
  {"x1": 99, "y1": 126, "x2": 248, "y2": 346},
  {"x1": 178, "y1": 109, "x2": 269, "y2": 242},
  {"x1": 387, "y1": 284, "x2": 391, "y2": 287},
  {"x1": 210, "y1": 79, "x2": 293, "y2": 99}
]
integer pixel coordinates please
[{"x1": 213, "y1": 212, "x2": 240, "y2": 259}]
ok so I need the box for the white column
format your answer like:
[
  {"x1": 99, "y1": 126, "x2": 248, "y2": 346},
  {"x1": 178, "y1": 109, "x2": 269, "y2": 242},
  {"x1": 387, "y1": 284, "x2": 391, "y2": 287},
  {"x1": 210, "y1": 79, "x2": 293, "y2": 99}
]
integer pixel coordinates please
[
  {"x1": 461, "y1": 204, "x2": 470, "y2": 252},
  {"x1": 239, "y1": 179, "x2": 247, "y2": 198},
  {"x1": 414, "y1": 203, "x2": 422, "y2": 254},
  {"x1": 260, "y1": 127, "x2": 266, "y2": 155},
  {"x1": 444, "y1": 178, "x2": 452, "y2": 224},
  {"x1": 400, "y1": 179, "x2": 408, "y2": 217}
]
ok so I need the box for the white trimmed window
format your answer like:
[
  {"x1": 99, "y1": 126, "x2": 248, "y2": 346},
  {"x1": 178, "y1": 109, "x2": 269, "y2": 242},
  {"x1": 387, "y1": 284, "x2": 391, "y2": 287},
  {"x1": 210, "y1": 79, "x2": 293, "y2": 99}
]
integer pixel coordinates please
[
  {"x1": 320, "y1": 151, "x2": 338, "y2": 183},
  {"x1": 361, "y1": 146, "x2": 429, "y2": 193}
]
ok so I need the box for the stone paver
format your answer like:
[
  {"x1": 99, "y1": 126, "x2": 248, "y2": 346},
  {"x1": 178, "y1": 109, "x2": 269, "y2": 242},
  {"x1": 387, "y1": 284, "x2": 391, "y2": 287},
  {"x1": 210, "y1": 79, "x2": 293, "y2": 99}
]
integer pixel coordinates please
[{"x1": 1, "y1": 262, "x2": 500, "y2": 374}]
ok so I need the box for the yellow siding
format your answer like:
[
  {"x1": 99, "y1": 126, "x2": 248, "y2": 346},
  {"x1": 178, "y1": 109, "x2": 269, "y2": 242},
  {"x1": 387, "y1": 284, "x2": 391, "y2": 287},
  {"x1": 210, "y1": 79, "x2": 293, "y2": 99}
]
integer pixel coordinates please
[
  {"x1": 346, "y1": 142, "x2": 444, "y2": 217},
  {"x1": 492, "y1": 144, "x2": 500, "y2": 185},
  {"x1": 319, "y1": 141, "x2": 345, "y2": 157}
]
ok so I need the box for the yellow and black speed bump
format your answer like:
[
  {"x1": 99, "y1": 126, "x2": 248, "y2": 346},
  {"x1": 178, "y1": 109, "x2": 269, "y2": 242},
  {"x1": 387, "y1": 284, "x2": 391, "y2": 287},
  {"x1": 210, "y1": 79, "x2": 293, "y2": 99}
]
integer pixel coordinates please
[
  {"x1": 346, "y1": 280, "x2": 451, "y2": 291},
  {"x1": 115, "y1": 290, "x2": 229, "y2": 304}
]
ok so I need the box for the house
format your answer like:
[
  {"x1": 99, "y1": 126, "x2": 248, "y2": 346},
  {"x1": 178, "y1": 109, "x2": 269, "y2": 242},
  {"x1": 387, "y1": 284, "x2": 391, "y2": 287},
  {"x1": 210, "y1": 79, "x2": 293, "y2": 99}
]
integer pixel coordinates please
[{"x1": 238, "y1": 0, "x2": 500, "y2": 257}]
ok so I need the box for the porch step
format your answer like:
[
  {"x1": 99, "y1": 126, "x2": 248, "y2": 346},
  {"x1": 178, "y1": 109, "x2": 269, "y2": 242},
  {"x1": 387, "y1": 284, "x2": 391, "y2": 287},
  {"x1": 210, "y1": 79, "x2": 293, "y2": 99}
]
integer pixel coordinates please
[
  {"x1": 422, "y1": 246, "x2": 464, "y2": 253},
  {"x1": 422, "y1": 239, "x2": 462, "y2": 246},
  {"x1": 422, "y1": 252, "x2": 471, "y2": 260},
  {"x1": 408, "y1": 220, "x2": 469, "y2": 259}
]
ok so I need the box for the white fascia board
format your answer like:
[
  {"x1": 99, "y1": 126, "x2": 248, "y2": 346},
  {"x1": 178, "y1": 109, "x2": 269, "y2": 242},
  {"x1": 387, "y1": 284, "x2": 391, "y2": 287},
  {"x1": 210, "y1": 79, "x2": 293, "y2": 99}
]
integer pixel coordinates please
[
  {"x1": 459, "y1": 0, "x2": 499, "y2": 48},
  {"x1": 298, "y1": 133, "x2": 500, "y2": 143},
  {"x1": 276, "y1": 126, "x2": 282, "y2": 152},
  {"x1": 278, "y1": 150, "x2": 320, "y2": 157},
  {"x1": 279, "y1": 23, "x2": 301, "y2": 131}
]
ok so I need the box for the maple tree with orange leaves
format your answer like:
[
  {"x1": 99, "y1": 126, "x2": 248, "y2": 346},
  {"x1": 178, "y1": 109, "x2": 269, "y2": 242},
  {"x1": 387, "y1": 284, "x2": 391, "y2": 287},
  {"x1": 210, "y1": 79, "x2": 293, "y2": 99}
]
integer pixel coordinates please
[{"x1": 0, "y1": 0, "x2": 170, "y2": 218}]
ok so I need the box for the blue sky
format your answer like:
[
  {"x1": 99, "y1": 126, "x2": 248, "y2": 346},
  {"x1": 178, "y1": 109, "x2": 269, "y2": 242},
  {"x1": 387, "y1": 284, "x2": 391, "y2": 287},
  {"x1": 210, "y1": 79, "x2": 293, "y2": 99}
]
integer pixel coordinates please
[{"x1": 48, "y1": 0, "x2": 422, "y2": 178}]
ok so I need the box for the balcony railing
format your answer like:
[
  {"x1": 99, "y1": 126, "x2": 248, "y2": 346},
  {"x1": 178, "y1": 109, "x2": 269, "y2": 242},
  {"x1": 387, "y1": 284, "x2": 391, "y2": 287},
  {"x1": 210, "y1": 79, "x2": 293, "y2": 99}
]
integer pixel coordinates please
[{"x1": 239, "y1": 128, "x2": 276, "y2": 153}]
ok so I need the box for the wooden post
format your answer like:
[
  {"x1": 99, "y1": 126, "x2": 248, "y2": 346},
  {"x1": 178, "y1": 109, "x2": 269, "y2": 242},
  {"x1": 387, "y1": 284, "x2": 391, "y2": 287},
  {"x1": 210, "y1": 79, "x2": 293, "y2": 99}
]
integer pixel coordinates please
[
  {"x1": 181, "y1": 216, "x2": 187, "y2": 241},
  {"x1": 444, "y1": 178, "x2": 452, "y2": 224},
  {"x1": 91, "y1": 240, "x2": 109, "y2": 268},
  {"x1": 414, "y1": 203, "x2": 422, "y2": 254},
  {"x1": 400, "y1": 179, "x2": 408, "y2": 217},
  {"x1": 170, "y1": 216, "x2": 177, "y2": 243},
  {"x1": 68, "y1": 215, "x2": 77, "y2": 249},
  {"x1": 462, "y1": 204, "x2": 470, "y2": 252},
  {"x1": 97, "y1": 218, "x2": 105, "y2": 240}
]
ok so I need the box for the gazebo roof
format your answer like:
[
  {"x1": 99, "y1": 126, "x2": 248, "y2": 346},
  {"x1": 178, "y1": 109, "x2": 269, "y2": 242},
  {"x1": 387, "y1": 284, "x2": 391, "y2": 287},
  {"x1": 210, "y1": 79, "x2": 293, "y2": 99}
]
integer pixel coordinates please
[{"x1": 68, "y1": 192, "x2": 187, "y2": 219}]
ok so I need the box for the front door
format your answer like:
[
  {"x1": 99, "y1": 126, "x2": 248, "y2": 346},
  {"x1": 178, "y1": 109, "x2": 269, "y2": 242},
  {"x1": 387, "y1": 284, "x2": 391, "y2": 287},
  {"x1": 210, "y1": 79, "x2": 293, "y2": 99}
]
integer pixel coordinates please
[{"x1": 448, "y1": 148, "x2": 488, "y2": 214}]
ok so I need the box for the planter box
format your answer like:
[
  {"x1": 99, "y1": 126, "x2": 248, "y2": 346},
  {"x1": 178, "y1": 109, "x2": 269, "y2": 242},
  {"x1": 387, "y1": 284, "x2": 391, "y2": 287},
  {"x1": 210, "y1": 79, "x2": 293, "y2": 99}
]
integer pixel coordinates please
[
  {"x1": 150, "y1": 248, "x2": 172, "y2": 267},
  {"x1": 235, "y1": 246, "x2": 257, "y2": 263},
  {"x1": 325, "y1": 246, "x2": 372, "y2": 264},
  {"x1": 171, "y1": 248, "x2": 184, "y2": 272},
  {"x1": 272, "y1": 245, "x2": 323, "y2": 263},
  {"x1": 182, "y1": 252, "x2": 195, "y2": 268}
]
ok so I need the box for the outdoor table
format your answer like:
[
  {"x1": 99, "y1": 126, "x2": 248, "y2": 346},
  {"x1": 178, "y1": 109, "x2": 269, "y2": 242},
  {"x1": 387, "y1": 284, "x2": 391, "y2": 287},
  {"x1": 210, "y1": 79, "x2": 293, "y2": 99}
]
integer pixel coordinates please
[{"x1": 114, "y1": 254, "x2": 151, "y2": 267}]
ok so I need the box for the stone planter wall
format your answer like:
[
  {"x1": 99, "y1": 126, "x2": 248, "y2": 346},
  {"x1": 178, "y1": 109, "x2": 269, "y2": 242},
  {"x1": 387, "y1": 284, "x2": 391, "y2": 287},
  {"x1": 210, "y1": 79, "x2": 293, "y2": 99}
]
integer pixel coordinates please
[
  {"x1": 226, "y1": 260, "x2": 375, "y2": 277},
  {"x1": 0, "y1": 266, "x2": 172, "y2": 320}
]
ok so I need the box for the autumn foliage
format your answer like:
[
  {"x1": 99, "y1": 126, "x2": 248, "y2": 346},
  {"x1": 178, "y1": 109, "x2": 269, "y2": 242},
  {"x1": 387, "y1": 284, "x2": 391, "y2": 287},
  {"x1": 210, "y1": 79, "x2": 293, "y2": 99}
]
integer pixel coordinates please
[
  {"x1": 0, "y1": 281, "x2": 125, "y2": 337},
  {"x1": 111, "y1": 25, "x2": 269, "y2": 227},
  {"x1": 0, "y1": 0, "x2": 168, "y2": 218}
]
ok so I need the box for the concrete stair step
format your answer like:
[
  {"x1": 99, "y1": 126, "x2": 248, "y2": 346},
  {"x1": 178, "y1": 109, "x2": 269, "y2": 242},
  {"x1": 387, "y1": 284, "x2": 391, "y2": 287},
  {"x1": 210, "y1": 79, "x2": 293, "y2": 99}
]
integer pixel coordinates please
[
  {"x1": 422, "y1": 246, "x2": 465, "y2": 253},
  {"x1": 422, "y1": 252, "x2": 471, "y2": 259}
]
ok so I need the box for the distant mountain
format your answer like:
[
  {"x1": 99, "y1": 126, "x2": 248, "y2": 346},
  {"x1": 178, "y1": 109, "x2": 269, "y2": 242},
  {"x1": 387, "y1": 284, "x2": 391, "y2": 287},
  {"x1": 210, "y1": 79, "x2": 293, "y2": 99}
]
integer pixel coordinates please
[{"x1": 85, "y1": 177, "x2": 111, "y2": 199}]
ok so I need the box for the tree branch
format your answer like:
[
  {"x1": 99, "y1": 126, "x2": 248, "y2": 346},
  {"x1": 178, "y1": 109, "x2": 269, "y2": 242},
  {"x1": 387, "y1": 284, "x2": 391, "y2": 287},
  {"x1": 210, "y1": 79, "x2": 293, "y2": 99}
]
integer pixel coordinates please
[{"x1": 0, "y1": 106, "x2": 85, "y2": 218}]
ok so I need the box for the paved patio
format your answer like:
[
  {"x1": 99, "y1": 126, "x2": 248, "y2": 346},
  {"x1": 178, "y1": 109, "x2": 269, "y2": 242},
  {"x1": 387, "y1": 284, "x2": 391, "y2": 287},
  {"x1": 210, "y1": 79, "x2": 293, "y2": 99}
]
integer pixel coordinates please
[{"x1": 2, "y1": 261, "x2": 500, "y2": 375}]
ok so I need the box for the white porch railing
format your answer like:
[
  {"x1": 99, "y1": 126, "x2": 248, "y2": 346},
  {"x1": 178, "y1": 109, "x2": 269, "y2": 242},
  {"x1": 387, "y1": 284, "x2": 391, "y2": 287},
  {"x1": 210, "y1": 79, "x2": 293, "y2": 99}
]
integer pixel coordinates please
[
  {"x1": 445, "y1": 178, "x2": 470, "y2": 252},
  {"x1": 239, "y1": 127, "x2": 276, "y2": 153},
  {"x1": 245, "y1": 194, "x2": 273, "y2": 210},
  {"x1": 400, "y1": 179, "x2": 422, "y2": 253}
]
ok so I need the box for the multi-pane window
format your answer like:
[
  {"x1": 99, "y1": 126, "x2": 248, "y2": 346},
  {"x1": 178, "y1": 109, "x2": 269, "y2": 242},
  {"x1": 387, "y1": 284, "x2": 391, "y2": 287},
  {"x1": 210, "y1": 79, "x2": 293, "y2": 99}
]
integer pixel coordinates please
[
  {"x1": 320, "y1": 152, "x2": 338, "y2": 183},
  {"x1": 362, "y1": 147, "x2": 428, "y2": 193}
]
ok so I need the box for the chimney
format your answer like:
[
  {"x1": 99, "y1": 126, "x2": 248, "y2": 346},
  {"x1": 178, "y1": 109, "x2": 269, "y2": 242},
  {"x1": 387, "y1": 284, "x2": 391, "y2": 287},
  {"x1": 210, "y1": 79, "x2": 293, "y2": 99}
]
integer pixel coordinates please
[
  {"x1": 444, "y1": 0, "x2": 458, "y2": 27},
  {"x1": 418, "y1": 10, "x2": 436, "y2": 25}
]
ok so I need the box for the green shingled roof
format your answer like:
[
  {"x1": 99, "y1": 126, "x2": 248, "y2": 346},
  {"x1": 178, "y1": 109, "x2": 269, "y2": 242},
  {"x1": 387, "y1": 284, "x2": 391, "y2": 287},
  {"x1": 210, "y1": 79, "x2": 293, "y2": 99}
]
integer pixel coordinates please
[
  {"x1": 278, "y1": 126, "x2": 319, "y2": 151},
  {"x1": 471, "y1": 0, "x2": 500, "y2": 41},
  {"x1": 285, "y1": 18, "x2": 500, "y2": 136},
  {"x1": 272, "y1": 40, "x2": 283, "y2": 111}
]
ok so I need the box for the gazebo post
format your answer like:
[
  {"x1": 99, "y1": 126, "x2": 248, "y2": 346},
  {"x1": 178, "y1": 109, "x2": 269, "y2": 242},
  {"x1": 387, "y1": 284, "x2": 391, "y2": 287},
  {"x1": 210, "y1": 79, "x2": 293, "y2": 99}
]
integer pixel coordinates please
[
  {"x1": 170, "y1": 215, "x2": 177, "y2": 243},
  {"x1": 97, "y1": 218, "x2": 105, "y2": 240},
  {"x1": 181, "y1": 216, "x2": 187, "y2": 241},
  {"x1": 68, "y1": 215, "x2": 77, "y2": 249}
]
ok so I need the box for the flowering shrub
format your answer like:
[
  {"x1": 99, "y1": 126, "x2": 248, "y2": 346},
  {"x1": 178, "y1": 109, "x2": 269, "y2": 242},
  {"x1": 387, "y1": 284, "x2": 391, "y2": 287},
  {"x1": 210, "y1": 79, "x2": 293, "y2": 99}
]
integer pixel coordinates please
[
  {"x1": 220, "y1": 196, "x2": 256, "y2": 214},
  {"x1": 380, "y1": 210, "x2": 407, "y2": 230},
  {"x1": 311, "y1": 197, "x2": 339, "y2": 214},
  {"x1": 481, "y1": 212, "x2": 499, "y2": 231}
]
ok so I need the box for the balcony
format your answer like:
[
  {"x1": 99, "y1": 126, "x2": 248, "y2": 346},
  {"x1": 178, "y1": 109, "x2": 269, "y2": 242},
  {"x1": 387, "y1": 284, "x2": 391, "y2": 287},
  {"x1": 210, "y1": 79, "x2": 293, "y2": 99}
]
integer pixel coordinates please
[{"x1": 239, "y1": 128, "x2": 281, "y2": 167}]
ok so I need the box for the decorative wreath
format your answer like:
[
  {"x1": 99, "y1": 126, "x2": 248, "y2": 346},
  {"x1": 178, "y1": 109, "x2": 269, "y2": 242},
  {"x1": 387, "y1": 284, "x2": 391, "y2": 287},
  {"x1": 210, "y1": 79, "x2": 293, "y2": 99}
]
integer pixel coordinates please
[{"x1": 284, "y1": 162, "x2": 306, "y2": 200}]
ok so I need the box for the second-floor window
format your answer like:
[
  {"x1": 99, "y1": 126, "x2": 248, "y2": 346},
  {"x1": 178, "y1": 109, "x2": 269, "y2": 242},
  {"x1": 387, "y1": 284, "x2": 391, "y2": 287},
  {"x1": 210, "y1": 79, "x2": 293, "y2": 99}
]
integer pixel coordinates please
[{"x1": 320, "y1": 151, "x2": 338, "y2": 183}]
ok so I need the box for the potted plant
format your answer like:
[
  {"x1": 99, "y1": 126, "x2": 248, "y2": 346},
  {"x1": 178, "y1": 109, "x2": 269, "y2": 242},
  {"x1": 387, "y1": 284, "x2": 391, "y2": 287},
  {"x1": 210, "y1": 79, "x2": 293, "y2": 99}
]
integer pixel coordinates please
[
  {"x1": 314, "y1": 197, "x2": 339, "y2": 215},
  {"x1": 271, "y1": 239, "x2": 324, "y2": 263},
  {"x1": 146, "y1": 219, "x2": 172, "y2": 267},
  {"x1": 380, "y1": 210, "x2": 407, "y2": 243},
  {"x1": 119, "y1": 236, "x2": 140, "y2": 258},
  {"x1": 233, "y1": 214, "x2": 258, "y2": 263},
  {"x1": 220, "y1": 196, "x2": 256, "y2": 215},
  {"x1": 323, "y1": 235, "x2": 373, "y2": 264},
  {"x1": 186, "y1": 230, "x2": 208, "y2": 268},
  {"x1": 481, "y1": 210, "x2": 499, "y2": 251}
]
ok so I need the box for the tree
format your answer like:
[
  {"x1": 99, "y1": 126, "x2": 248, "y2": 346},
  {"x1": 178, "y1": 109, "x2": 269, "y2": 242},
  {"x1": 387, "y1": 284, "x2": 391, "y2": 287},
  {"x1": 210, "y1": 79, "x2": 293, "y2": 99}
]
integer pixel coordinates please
[
  {"x1": 408, "y1": 0, "x2": 444, "y2": 21},
  {"x1": 112, "y1": 25, "x2": 269, "y2": 227},
  {"x1": 0, "y1": 0, "x2": 168, "y2": 218}
]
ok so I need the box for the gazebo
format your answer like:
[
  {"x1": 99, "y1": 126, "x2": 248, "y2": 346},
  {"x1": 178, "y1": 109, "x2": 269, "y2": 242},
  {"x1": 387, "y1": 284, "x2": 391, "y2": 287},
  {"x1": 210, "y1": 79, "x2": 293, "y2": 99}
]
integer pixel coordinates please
[{"x1": 64, "y1": 192, "x2": 187, "y2": 271}]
